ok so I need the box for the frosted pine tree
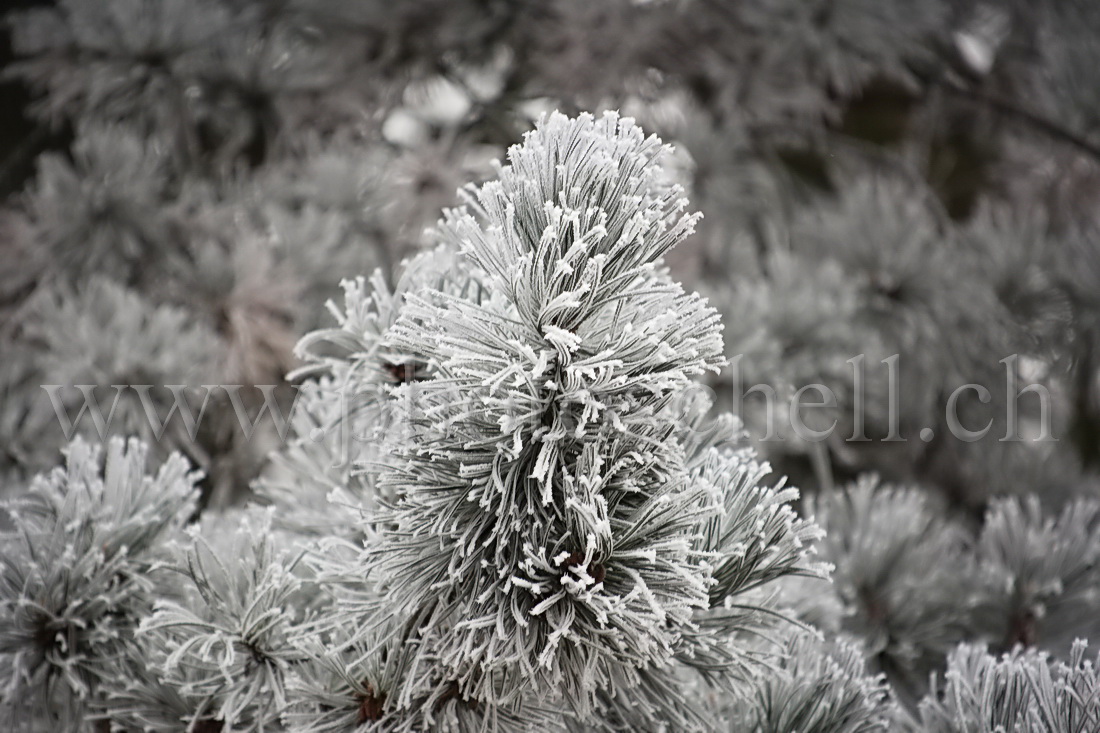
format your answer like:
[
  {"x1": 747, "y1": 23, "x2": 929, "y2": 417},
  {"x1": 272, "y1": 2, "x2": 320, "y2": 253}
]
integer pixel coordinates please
[
  {"x1": 0, "y1": 438, "x2": 200, "y2": 730},
  {"x1": 1, "y1": 112, "x2": 826, "y2": 731},
  {"x1": 284, "y1": 111, "x2": 825, "y2": 731},
  {"x1": 7, "y1": 1, "x2": 1100, "y2": 730}
]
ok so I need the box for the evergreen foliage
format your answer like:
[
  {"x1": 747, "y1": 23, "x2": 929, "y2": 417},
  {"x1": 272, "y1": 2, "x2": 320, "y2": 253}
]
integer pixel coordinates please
[{"x1": 3, "y1": 0, "x2": 1100, "y2": 730}]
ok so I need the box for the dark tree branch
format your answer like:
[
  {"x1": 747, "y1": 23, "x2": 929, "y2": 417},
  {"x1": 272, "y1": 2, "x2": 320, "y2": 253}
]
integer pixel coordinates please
[{"x1": 935, "y1": 77, "x2": 1100, "y2": 163}]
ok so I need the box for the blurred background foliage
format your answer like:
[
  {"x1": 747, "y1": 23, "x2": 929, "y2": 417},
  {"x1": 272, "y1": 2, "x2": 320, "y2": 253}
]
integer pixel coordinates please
[{"x1": 3, "y1": 0, "x2": 1100, "y2": 716}]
